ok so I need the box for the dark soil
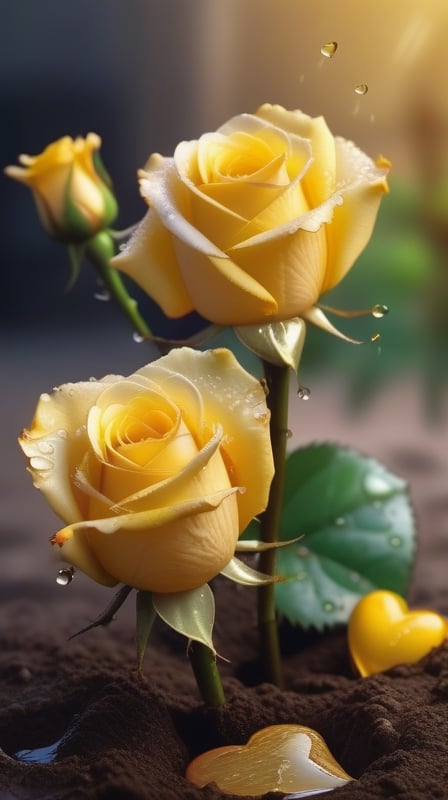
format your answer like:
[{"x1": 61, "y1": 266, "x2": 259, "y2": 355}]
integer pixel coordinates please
[{"x1": 2, "y1": 349, "x2": 448, "y2": 800}]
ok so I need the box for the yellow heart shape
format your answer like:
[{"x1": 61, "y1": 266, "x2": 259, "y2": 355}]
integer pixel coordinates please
[
  {"x1": 186, "y1": 724, "x2": 353, "y2": 797},
  {"x1": 348, "y1": 590, "x2": 448, "y2": 677}
]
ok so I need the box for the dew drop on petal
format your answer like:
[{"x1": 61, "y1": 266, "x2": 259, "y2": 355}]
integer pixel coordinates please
[
  {"x1": 323, "y1": 600, "x2": 335, "y2": 613},
  {"x1": 57, "y1": 429, "x2": 67, "y2": 439},
  {"x1": 29, "y1": 456, "x2": 53, "y2": 471},
  {"x1": 38, "y1": 441, "x2": 54, "y2": 455},
  {"x1": 355, "y1": 83, "x2": 368, "y2": 95},
  {"x1": 40, "y1": 392, "x2": 51, "y2": 403},
  {"x1": 321, "y1": 41, "x2": 338, "y2": 58},
  {"x1": 371, "y1": 304, "x2": 389, "y2": 319},
  {"x1": 56, "y1": 567, "x2": 75, "y2": 586}
]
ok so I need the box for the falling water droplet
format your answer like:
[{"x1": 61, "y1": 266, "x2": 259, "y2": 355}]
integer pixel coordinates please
[
  {"x1": 93, "y1": 289, "x2": 111, "y2": 302},
  {"x1": 354, "y1": 83, "x2": 368, "y2": 95},
  {"x1": 370, "y1": 333, "x2": 381, "y2": 343},
  {"x1": 133, "y1": 332, "x2": 145, "y2": 343},
  {"x1": 321, "y1": 41, "x2": 338, "y2": 58},
  {"x1": 56, "y1": 568, "x2": 75, "y2": 586},
  {"x1": 297, "y1": 385, "x2": 311, "y2": 400},
  {"x1": 371, "y1": 304, "x2": 389, "y2": 319}
]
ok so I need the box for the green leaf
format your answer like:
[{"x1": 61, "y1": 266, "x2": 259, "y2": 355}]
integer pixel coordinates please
[
  {"x1": 136, "y1": 591, "x2": 157, "y2": 674},
  {"x1": 275, "y1": 443, "x2": 416, "y2": 630},
  {"x1": 153, "y1": 584, "x2": 216, "y2": 652}
]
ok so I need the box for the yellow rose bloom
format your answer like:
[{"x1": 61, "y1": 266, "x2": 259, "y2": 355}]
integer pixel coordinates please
[
  {"x1": 5, "y1": 133, "x2": 118, "y2": 242},
  {"x1": 19, "y1": 348, "x2": 274, "y2": 594},
  {"x1": 113, "y1": 104, "x2": 390, "y2": 326}
]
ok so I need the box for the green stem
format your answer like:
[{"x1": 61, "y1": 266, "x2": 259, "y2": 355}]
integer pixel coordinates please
[
  {"x1": 85, "y1": 231, "x2": 152, "y2": 338},
  {"x1": 189, "y1": 642, "x2": 226, "y2": 708},
  {"x1": 258, "y1": 361, "x2": 290, "y2": 687}
]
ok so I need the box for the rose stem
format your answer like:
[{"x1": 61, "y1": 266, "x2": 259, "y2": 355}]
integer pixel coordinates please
[
  {"x1": 189, "y1": 642, "x2": 226, "y2": 708},
  {"x1": 85, "y1": 230, "x2": 152, "y2": 339},
  {"x1": 258, "y1": 361, "x2": 290, "y2": 688}
]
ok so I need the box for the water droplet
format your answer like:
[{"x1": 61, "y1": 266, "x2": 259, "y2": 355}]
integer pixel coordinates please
[
  {"x1": 56, "y1": 567, "x2": 75, "y2": 586},
  {"x1": 118, "y1": 242, "x2": 127, "y2": 252},
  {"x1": 38, "y1": 441, "x2": 54, "y2": 455},
  {"x1": 370, "y1": 333, "x2": 381, "y2": 343},
  {"x1": 93, "y1": 289, "x2": 111, "y2": 302},
  {"x1": 354, "y1": 83, "x2": 368, "y2": 95},
  {"x1": 29, "y1": 456, "x2": 53, "y2": 471},
  {"x1": 321, "y1": 41, "x2": 338, "y2": 58},
  {"x1": 297, "y1": 385, "x2": 311, "y2": 400},
  {"x1": 254, "y1": 410, "x2": 269, "y2": 422},
  {"x1": 286, "y1": 429, "x2": 293, "y2": 439},
  {"x1": 389, "y1": 536, "x2": 402, "y2": 548},
  {"x1": 133, "y1": 332, "x2": 145, "y2": 343},
  {"x1": 371, "y1": 304, "x2": 389, "y2": 319},
  {"x1": 57, "y1": 429, "x2": 67, "y2": 439},
  {"x1": 323, "y1": 601, "x2": 335, "y2": 613},
  {"x1": 40, "y1": 392, "x2": 51, "y2": 403},
  {"x1": 334, "y1": 517, "x2": 346, "y2": 527},
  {"x1": 364, "y1": 473, "x2": 393, "y2": 498}
]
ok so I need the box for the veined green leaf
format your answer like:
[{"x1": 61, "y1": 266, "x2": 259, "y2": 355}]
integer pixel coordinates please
[{"x1": 275, "y1": 443, "x2": 416, "y2": 630}]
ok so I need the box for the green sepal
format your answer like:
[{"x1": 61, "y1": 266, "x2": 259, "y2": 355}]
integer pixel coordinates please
[
  {"x1": 63, "y1": 165, "x2": 96, "y2": 241},
  {"x1": 153, "y1": 584, "x2": 216, "y2": 653},
  {"x1": 235, "y1": 536, "x2": 301, "y2": 552},
  {"x1": 220, "y1": 556, "x2": 276, "y2": 586},
  {"x1": 275, "y1": 443, "x2": 416, "y2": 630},
  {"x1": 235, "y1": 317, "x2": 306, "y2": 370},
  {"x1": 65, "y1": 243, "x2": 85, "y2": 292},
  {"x1": 136, "y1": 590, "x2": 157, "y2": 674},
  {"x1": 92, "y1": 148, "x2": 114, "y2": 189}
]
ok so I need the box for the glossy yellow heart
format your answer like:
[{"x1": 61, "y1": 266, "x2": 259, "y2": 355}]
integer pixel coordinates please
[
  {"x1": 348, "y1": 590, "x2": 448, "y2": 677},
  {"x1": 186, "y1": 724, "x2": 353, "y2": 797}
]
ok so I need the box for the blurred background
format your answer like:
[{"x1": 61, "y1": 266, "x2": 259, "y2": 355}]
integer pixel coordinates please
[{"x1": 1, "y1": 0, "x2": 448, "y2": 606}]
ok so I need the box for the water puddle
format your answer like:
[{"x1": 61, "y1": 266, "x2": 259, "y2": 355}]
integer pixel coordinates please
[{"x1": 13, "y1": 737, "x2": 62, "y2": 764}]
